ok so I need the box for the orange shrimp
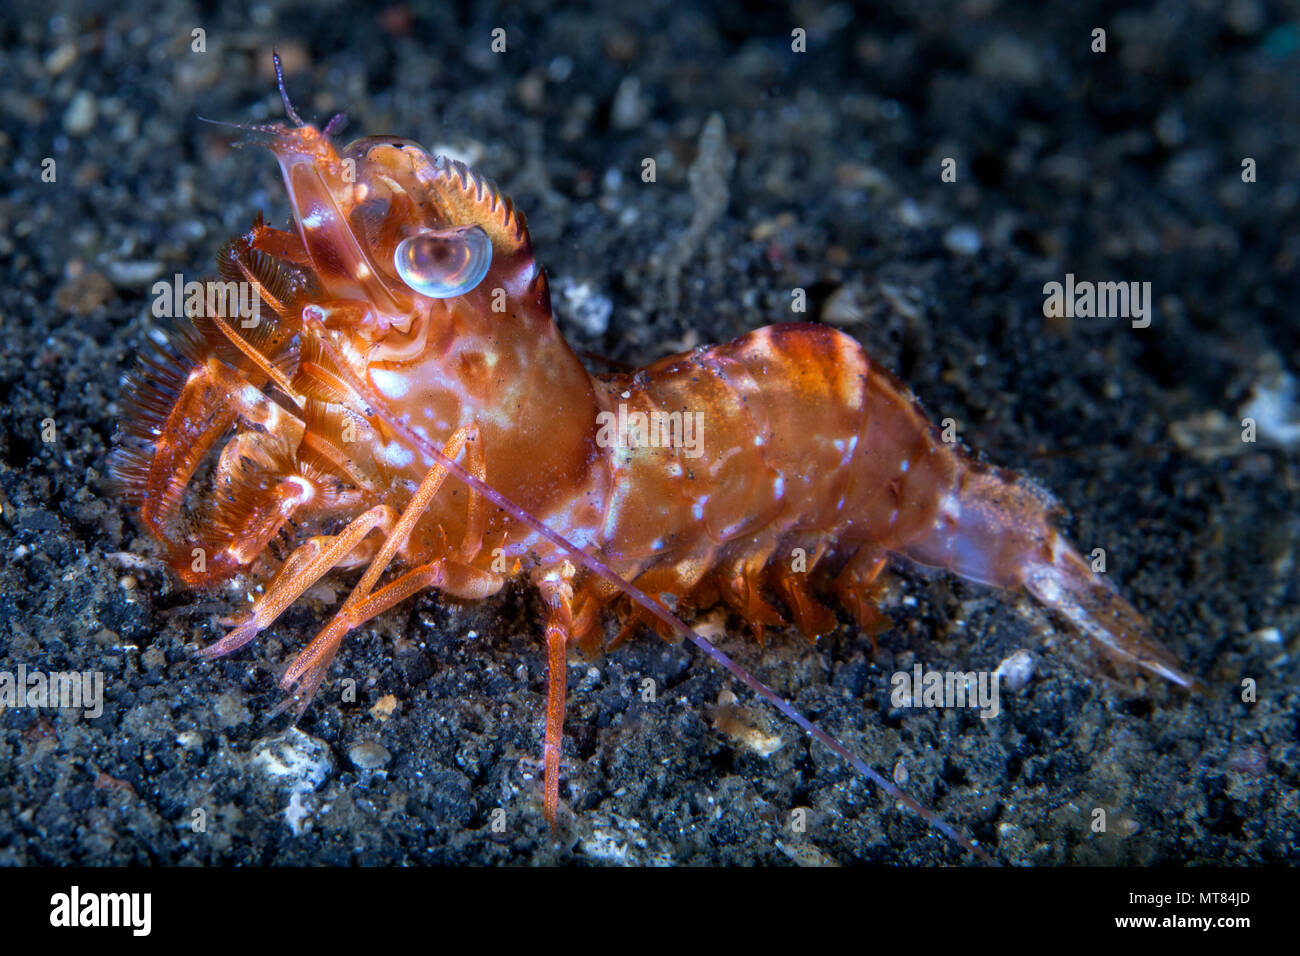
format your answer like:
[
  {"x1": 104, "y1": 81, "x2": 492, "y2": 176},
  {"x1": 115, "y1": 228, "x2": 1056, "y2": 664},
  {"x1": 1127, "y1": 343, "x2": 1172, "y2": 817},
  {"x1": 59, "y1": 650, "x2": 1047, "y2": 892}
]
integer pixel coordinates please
[{"x1": 109, "y1": 60, "x2": 1191, "y2": 859}]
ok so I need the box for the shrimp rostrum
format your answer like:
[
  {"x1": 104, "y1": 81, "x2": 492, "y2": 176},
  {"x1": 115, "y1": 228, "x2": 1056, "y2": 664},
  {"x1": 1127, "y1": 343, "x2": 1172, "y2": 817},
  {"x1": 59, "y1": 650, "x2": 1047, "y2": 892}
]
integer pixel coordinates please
[{"x1": 110, "y1": 73, "x2": 1192, "y2": 837}]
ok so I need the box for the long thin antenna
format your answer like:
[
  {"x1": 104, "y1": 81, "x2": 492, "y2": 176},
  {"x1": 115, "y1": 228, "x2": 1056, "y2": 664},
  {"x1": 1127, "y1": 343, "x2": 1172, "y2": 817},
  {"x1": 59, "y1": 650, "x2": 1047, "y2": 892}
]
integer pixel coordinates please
[
  {"x1": 272, "y1": 50, "x2": 305, "y2": 127},
  {"x1": 305, "y1": 319, "x2": 996, "y2": 864},
  {"x1": 195, "y1": 115, "x2": 282, "y2": 149}
]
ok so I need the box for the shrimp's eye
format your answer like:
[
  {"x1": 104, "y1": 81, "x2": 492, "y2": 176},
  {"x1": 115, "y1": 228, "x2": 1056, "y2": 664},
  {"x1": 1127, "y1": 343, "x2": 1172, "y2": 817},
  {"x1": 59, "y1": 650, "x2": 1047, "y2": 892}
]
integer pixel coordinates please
[{"x1": 394, "y1": 226, "x2": 492, "y2": 298}]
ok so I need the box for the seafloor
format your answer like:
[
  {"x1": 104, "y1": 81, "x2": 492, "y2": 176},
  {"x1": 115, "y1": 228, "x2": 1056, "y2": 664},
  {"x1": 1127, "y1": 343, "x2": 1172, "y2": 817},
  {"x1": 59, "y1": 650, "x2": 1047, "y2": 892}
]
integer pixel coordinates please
[{"x1": 1, "y1": 0, "x2": 1297, "y2": 865}]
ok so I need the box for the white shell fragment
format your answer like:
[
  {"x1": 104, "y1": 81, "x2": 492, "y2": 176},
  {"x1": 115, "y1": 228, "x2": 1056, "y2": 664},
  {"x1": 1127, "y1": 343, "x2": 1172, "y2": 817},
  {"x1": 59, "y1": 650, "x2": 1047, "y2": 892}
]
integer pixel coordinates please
[{"x1": 994, "y1": 649, "x2": 1036, "y2": 691}]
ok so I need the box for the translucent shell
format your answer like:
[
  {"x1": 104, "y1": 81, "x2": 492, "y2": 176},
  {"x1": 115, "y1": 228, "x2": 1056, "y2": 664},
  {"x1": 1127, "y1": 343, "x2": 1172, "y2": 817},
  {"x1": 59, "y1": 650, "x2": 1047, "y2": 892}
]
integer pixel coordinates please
[{"x1": 393, "y1": 225, "x2": 492, "y2": 298}]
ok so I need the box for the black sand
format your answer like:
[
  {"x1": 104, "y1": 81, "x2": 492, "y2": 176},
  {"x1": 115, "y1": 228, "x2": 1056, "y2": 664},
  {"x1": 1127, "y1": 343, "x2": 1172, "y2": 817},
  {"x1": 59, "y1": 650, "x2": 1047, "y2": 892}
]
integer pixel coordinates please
[{"x1": 1, "y1": 0, "x2": 1297, "y2": 864}]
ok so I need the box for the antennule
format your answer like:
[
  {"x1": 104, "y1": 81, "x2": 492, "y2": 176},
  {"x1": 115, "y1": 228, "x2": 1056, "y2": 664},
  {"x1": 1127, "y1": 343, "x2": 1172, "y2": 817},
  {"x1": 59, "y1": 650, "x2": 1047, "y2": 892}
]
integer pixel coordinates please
[
  {"x1": 272, "y1": 49, "x2": 306, "y2": 127},
  {"x1": 322, "y1": 112, "x2": 349, "y2": 138}
]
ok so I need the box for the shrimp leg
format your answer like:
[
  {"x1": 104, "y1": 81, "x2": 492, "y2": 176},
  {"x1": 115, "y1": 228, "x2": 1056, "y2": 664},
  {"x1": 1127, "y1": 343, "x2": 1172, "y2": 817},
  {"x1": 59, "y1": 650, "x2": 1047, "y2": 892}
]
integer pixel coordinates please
[
  {"x1": 279, "y1": 553, "x2": 503, "y2": 713},
  {"x1": 203, "y1": 504, "x2": 399, "y2": 657},
  {"x1": 277, "y1": 425, "x2": 504, "y2": 709},
  {"x1": 536, "y1": 564, "x2": 579, "y2": 828},
  {"x1": 832, "y1": 545, "x2": 890, "y2": 650}
]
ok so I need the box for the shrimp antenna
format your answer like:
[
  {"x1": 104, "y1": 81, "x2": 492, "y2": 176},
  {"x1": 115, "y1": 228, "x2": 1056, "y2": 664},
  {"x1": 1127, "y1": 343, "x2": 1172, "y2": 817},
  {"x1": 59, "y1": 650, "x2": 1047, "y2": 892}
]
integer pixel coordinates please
[
  {"x1": 272, "y1": 50, "x2": 306, "y2": 127},
  {"x1": 304, "y1": 319, "x2": 998, "y2": 865},
  {"x1": 323, "y1": 112, "x2": 349, "y2": 138},
  {"x1": 196, "y1": 115, "x2": 281, "y2": 148}
]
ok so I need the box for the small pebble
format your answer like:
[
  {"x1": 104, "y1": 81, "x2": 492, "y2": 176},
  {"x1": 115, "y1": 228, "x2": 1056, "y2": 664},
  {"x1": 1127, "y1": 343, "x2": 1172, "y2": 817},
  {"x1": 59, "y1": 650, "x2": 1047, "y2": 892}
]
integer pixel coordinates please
[
  {"x1": 611, "y1": 75, "x2": 647, "y2": 129},
  {"x1": 369, "y1": 694, "x2": 398, "y2": 720},
  {"x1": 253, "y1": 728, "x2": 333, "y2": 793},
  {"x1": 555, "y1": 277, "x2": 612, "y2": 336},
  {"x1": 897, "y1": 198, "x2": 926, "y2": 227},
  {"x1": 822, "y1": 283, "x2": 868, "y2": 326},
  {"x1": 349, "y1": 740, "x2": 392, "y2": 771},
  {"x1": 141, "y1": 645, "x2": 166, "y2": 672},
  {"x1": 1114, "y1": 817, "x2": 1141, "y2": 838},
  {"x1": 106, "y1": 260, "x2": 164, "y2": 287},
  {"x1": 45, "y1": 43, "x2": 78, "y2": 76},
  {"x1": 55, "y1": 271, "x2": 114, "y2": 314},
  {"x1": 943, "y1": 224, "x2": 982, "y2": 256},
  {"x1": 1250, "y1": 627, "x2": 1282, "y2": 645},
  {"x1": 546, "y1": 56, "x2": 573, "y2": 83},
  {"x1": 63, "y1": 91, "x2": 97, "y2": 135}
]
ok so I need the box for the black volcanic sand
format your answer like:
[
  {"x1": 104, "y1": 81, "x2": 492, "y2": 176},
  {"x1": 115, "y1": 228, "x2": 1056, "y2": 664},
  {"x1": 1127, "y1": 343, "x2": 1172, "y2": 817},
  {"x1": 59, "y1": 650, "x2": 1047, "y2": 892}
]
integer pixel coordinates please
[{"x1": 1, "y1": 0, "x2": 1297, "y2": 865}]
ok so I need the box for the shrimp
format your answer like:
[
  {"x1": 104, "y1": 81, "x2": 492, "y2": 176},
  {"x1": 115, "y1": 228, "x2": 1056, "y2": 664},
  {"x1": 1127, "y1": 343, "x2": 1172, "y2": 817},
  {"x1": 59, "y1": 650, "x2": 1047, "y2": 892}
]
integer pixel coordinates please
[{"x1": 109, "y1": 60, "x2": 1192, "y2": 859}]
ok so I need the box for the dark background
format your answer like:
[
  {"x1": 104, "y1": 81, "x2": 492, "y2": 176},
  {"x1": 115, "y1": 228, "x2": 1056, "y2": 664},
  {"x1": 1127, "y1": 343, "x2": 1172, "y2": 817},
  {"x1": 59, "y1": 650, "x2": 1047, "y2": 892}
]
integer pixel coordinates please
[{"x1": 0, "y1": 0, "x2": 1296, "y2": 864}]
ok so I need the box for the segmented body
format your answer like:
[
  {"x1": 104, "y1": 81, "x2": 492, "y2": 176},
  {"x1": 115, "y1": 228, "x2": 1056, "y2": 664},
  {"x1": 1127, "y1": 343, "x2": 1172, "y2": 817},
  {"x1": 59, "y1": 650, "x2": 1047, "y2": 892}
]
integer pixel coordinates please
[{"x1": 110, "y1": 78, "x2": 1191, "y2": 844}]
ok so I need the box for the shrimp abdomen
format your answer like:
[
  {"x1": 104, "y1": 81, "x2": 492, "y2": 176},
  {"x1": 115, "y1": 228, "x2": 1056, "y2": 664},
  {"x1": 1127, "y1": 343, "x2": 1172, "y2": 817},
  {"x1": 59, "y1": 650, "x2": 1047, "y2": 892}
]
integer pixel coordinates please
[{"x1": 593, "y1": 322, "x2": 1190, "y2": 687}]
